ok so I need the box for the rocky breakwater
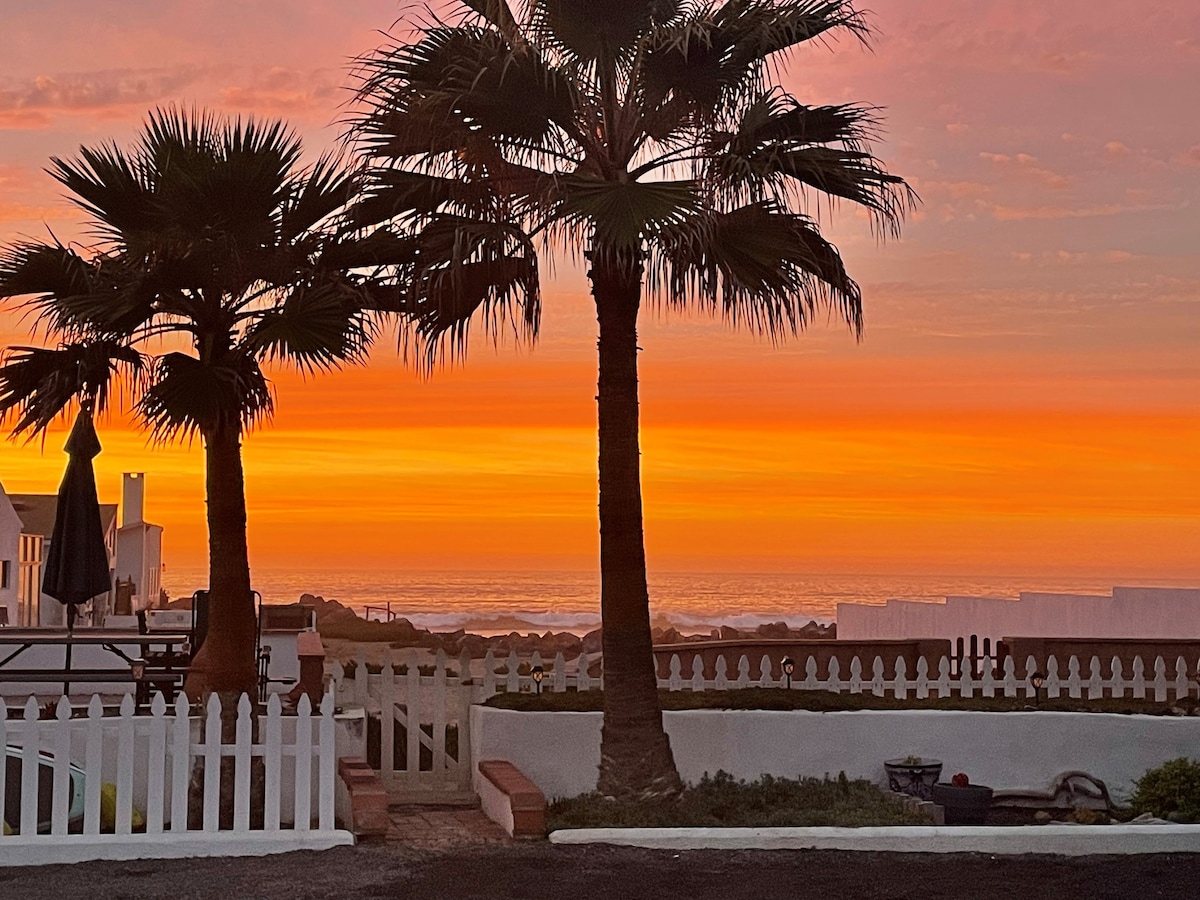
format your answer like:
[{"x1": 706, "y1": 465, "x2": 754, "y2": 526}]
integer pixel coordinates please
[{"x1": 304, "y1": 593, "x2": 834, "y2": 662}]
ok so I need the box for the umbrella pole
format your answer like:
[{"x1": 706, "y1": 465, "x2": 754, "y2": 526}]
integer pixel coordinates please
[{"x1": 64, "y1": 604, "x2": 75, "y2": 697}]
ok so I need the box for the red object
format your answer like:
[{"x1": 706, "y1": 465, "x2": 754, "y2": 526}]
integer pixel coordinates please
[{"x1": 952, "y1": 772, "x2": 970, "y2": 787}]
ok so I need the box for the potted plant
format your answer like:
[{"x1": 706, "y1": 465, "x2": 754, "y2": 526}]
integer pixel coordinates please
[
  {"x1": 884, "y1": 756, "x2": 943, "y2": 800},
  {"x1": 932, "y1": 772, "x2": 994, "y2": 825}
]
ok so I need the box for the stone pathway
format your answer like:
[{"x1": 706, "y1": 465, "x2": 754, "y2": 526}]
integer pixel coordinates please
[{"x1": 385, "y1": 803, "x2": 512, "y2": 851}]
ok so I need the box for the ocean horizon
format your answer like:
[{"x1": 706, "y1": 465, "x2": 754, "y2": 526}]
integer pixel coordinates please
[{"x1": 160, "y1": 568, "x2": 1199, "y2": 636}]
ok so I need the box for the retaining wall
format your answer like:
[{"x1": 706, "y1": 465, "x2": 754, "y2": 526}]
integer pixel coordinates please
[{"x1": 471, "y1": 706, "x2": 1200, "y2": 803}]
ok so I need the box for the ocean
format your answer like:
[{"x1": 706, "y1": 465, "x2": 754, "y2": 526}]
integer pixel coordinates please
[{"x1": 159, "y1": 568, "x2": 1198, "y2": 636}]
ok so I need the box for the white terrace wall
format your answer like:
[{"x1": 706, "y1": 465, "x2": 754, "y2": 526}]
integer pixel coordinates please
[
  {"x1": 836, "y1": 586, "x2": 1200, "y2": 644},
  {"x1": 471, "y1": 706, "x2": 1200, "y2": 804}
]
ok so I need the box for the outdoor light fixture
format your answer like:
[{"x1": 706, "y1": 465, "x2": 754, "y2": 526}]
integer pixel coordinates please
[
  {"x1": 531, "y1": 665, "x2": 544, "y2": 695},
  {"x1": 1030, "y1": 671, "x2": 1046, "y2": 707},
  {"x1": 130, "y1": 658, "x2": 147, "y2": 682},
  {"x1": 782, "y1": 657, "x2": 796, "y2": 690}
]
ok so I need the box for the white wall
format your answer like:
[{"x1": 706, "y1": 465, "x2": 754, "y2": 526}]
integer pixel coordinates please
[
  {"x1": 0, "y1": 488, "x2": 21, "y2": 627},
  {"x1": 837, "y1": 586, "x2": 1200, "y2": 644},
  {"x1": 472, "y1": 706, "x2": 1200, "y2": 803}
]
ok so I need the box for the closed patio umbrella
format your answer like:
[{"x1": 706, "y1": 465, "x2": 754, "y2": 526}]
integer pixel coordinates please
[{"x1": 43, "y1": 409, "x2": 111, "y2": 691}]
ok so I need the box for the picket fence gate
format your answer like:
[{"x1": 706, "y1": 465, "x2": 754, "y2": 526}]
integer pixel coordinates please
[{"x1": 0, "y1": 690, "x2": 350, "y2": 865}]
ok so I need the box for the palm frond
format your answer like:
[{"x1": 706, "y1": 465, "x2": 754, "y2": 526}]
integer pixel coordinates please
[
  {"x1": 243, "y1": 280, "x2": 376, "y2": 373},
  {"x1": 138, "y1": 351, "x2": 273, "y2": 440},
  {"x1": 649, "y1": 201, "x2": 861, "y2": 336},
  {"x1": 0, "y1": 341, "x2": 144, "y2": 436},
  {"x1": 557, "y1": 176, "x2": 699, "y2": 250},
  {"x1": 528, "y1": 0, "x2": 681, "y2": 61}
]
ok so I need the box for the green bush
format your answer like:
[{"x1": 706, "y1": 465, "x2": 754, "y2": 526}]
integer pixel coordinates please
[
  {"x1": 549, "y1": 771, "x2": 927, "y2": 829},
  {"x1": 1132, "y1": 758, "x2": 1200, "y2": 822}
]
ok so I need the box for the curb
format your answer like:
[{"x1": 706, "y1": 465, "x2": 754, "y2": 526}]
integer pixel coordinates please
[{"x1": 548, "y1": 824, "x2": 1200, "y2": 855}]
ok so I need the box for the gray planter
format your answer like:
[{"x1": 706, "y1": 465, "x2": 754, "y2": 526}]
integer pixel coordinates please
[
  {"x1": 884, "y1": 759, "x2": 943, "y2": 801},
  {"x1": 931, "y1": 782, "x2": 994, "y2": 825}
]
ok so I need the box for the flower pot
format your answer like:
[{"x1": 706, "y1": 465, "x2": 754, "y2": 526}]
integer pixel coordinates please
[
  {"x1": 884, "y1": 759, "x2": 943, "y2": 801},
  {"x1": 931, "y1": 782, "x2": 994, "y2": 825}
]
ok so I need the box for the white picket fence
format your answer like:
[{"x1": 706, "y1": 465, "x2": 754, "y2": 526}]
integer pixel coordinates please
[
  {"x1": 468, "y1": 648, "x2": 1200, "y2": 701},
  {"x1": 1, "y1": 690, "x2": 351, "y2": 865},
  {"x1": 331, "y1": 651, "x2": 475, "y2": 801},
  {"x1": 332, "y1": 649, "x2": 1200, "y2": 800}
]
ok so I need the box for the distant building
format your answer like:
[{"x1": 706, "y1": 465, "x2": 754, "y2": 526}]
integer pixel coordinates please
[
  {"x1": 0, "y1": 483, "x2": 25, "y2": 627},
  {"x1": 114, "y1": 472, "x2": 164, "y2": 614},
  {"x1": 7, "y1": 493, "x2": 117, "y2": 626},
  {"x1": 0, "y1": 472, "x2": 163, "y2": 627}
]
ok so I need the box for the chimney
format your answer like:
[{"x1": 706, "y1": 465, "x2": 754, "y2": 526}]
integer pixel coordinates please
[{"x1": 122, "y1": 472, "x2": 145, "y2": 527}]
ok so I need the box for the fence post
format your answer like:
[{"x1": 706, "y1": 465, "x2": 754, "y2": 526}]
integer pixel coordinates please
[
  {"x1": 894, "y1": 658, "x2": 908, "y2": 700},
  {"x1": 294, "y1": 693, "x2": 313, "y2": 831},
  {"x1": 914, "y1": 657, "x2": 929, "y2": 700},
  {"x1": 553, "y1": 652, "x2": 567, "y2": 693},
  {"x1": 168, "y1": 694, "x2": 190, "y2": 832},
  {"x1": 482, "y1": 649, "x2": 497, "y2": 699},
  {"x1": 20, "y1": 698, "x2": 39, "y2": 836},
  {"x1": 576, "y1": 651, "x2": 592, "y2": 692},
  {"x1": 233, "y1": 694, "x2": 253, "y2": 833},
  {"x1": 433, "y1": 650, "x2": 449, "y2": 782},
  {"x1": 827, "y1": 658, "x2": 842, "y2": 694},
  {"x1": 264, "y1": 694, "x2": 283, "y2": 831},
  {"x1": 1132, "y1": 656, "x2": 1147, "y2": 699},
  {"x1": 737, "y1": 655, "x2": 752, "y2": 689},
  {"x1": 51, "y1": 697, "x2": 72, "y2": 836},
  {"x1": 146, "y1": 694, "x2": 167, "y2": 834},
  {"x1": 714, "y1": 654, "x2": 730, "y2": 690},
  {"x1": 380, "y1": 653, "x2": 396, "y2": 787},
  {"x1": 319, "y1": 691, "x2": 336, "y2": 831},
  {"x1": 202, "y1": 694, "x2": 222, "y2": 832},
  {"x1": 690, "y1": 656, "x2": 706, "y2": 692}
]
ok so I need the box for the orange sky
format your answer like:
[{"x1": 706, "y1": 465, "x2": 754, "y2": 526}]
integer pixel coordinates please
[{"x1": 0, "y1": 1, "x2": 1198, "y2": 582}]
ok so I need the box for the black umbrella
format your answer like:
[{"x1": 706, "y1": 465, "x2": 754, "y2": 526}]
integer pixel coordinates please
[{"x1": 42, "y1": 409, "x2": 112, "y2": 691}]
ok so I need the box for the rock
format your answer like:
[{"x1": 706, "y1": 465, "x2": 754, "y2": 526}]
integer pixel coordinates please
[
  {"x1": 1129, "y1": 812, "x2": 1172, "y2": 825},
  {"x1": 756, "y1": 621, "x2": 790, "y2": 639},
  {"x1": 582, "y1": 628, "x2": 603, "y2": 655},
  {"x1": 1069, "y1": 808, "x2": 1108, "y2": 825},
  {"x1": 1034, "y1": 811, "x2": 1053, "y2": 825},
  {"x1": 718, "y1": 625, "x2": 741, "y2": 641}
]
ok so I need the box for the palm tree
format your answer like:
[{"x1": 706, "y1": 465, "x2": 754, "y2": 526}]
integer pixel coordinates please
[
  {"x1": 348, "y1": 0, "x2": 914, "y2": 799},
  {"x1": 0, "y1": 107, "x2": 374, "y2": 696}
]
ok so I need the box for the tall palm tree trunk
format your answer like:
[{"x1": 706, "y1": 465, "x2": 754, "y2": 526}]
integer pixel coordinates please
[
  {"x1": 186, "y1": 424, "x2": 263, "y2": 828},
  {"x1": 591, "y1": 256, "x2": 684, "y2": 801},
  {"x1": 188, "y1": 424, "x2": 258, "y2": 696}
]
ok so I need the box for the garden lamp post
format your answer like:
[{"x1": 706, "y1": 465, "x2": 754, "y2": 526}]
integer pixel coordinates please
[
  {"x1": 782, "y1": 657, "x2": 795, "y2": 690},
  {"x1": 1030, "y1": 671, "x2": 1046, "y2": 708},
  {"x1": 532, "y1": 665, "x2": 544, "y2": 695}
]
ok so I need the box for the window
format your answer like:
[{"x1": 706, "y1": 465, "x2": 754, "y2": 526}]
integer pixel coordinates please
[{"x1": 1, "y1": 559, "x2": 10, "y2": 589}]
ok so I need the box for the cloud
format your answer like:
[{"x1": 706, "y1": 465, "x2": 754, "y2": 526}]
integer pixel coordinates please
[
  {"x1": 1176, "y1": 146, "x2": 1200, "y2": 167},
  {"x1": 945, "y1": 123, "x2": 969, "y2": 134},
  {"x1": 1104, "y1": 141, "x2": 1132, "y2": 159},
  {"x1": 0, "y1": 67, "x2": 207, "y2": 128},
  {"x1": 988, "y1": 201, "x2": 1177, "y2": 222},
  {"x1": 978, "y1": 151, "x2": 1071, "y2": 189}
]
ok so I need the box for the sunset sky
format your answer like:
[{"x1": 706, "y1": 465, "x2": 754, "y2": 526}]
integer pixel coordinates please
[{"x1": 0, "y1": 1, "x2": 1197, "y2": 583}]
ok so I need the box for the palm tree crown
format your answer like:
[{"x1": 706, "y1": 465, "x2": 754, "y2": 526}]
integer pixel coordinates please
[
  {"x1": 350, "y1": 0, "x2": 916, "y2": 801},
  {"x1": 0, "y1": 107, "x2": 373, "y2": 692},
  {"x1": 351, "y1": 0, "x2": 913, "y2": 347}
]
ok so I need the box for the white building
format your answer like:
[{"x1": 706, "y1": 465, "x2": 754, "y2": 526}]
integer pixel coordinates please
[
  {"x1": 0, "y1": 472, "x2": 163, "y2": 627},
  {"x1": 7, "y1": 493, "x2": 117, "y2": 626},
  {"x1": 114, "y1": 472, "x2": 164, "y2": 613},
  {"x1": 0, "y1": 483, "x2": 25, "y2": 627},
  {"x1": 836, "y1": 585, "x2": 1200, "y2": 645}
]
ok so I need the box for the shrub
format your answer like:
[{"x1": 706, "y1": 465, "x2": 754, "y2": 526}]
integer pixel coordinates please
[
  {"x1": 548, "y1": 771, "x2": 927, "y2": 829},
  {"x1": 1131, "y1": 758, "x2": 1200, "y2": 822}
]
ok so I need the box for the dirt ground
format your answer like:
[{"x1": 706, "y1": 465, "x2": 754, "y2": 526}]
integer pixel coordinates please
[{"x1": 5, "y1": 843, "x2": 1200, "y2": 900}]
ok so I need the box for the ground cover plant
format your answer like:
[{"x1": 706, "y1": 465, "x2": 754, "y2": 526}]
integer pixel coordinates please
[
  {"x1": 549, "y1": 770, "x2": 927, "y2": 829},
  {"x1": 1131, "y1": 758, "x2": 1200, "y2": 822},
  {"x1": 486, "y1": 687, "x2": 1195, "y2": 716}
]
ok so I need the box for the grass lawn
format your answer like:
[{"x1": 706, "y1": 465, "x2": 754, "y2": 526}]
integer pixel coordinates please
[
  {"x1": 486, "y1": 687, "x2": 1194, "y2": 716},
  {"x1": 549, "y1": 771, "x2": 928, "y2": 829}
]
